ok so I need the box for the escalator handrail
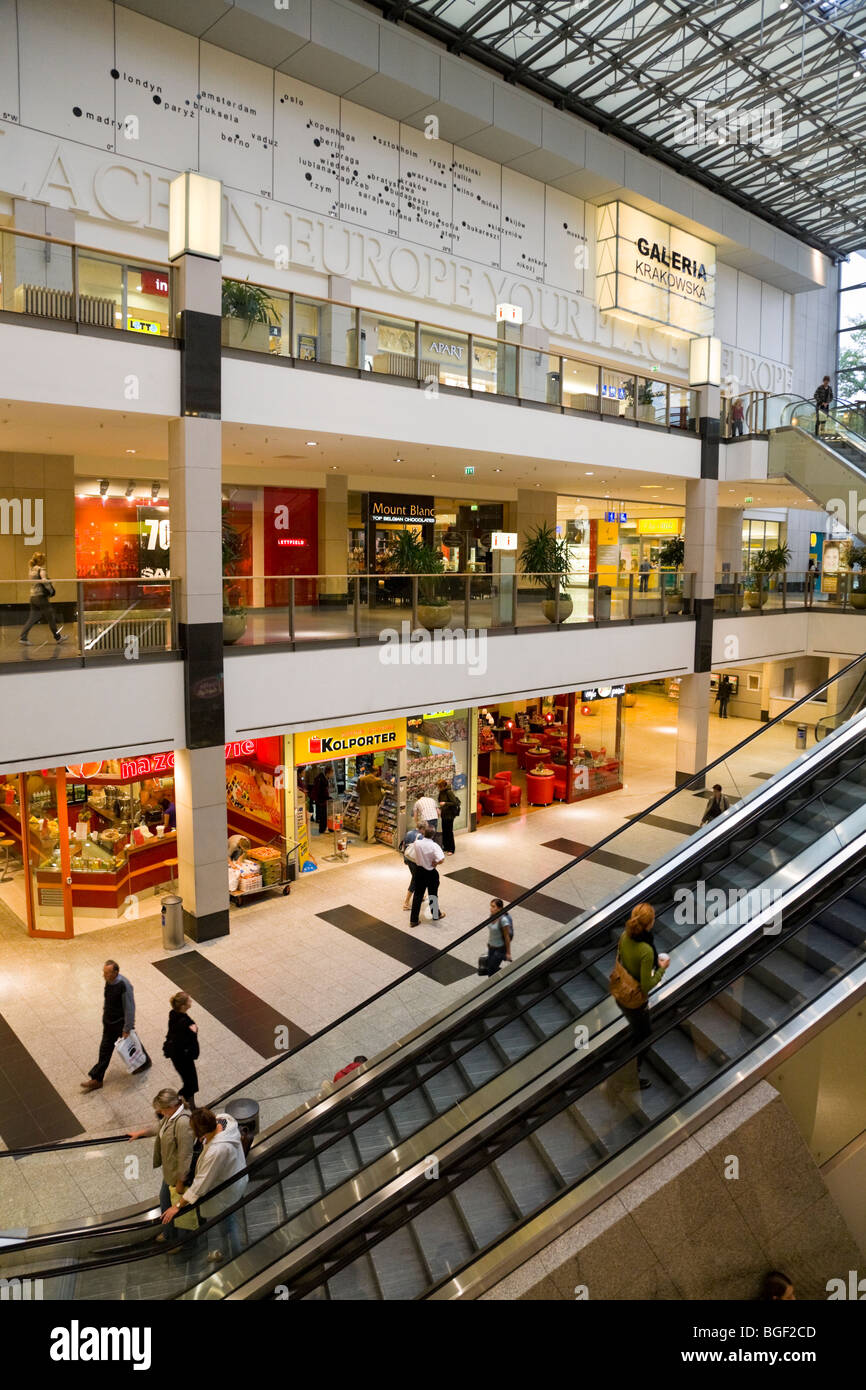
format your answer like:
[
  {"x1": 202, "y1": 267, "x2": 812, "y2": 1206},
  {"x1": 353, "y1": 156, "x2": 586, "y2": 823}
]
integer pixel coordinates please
[
  {"x1": 4, "y1": 648, "x2": 866, "y2": 1171},
  {"x1": 12, "y1": 737, "x2": 866, "y2": 1277},
  {"x1": 247, "y1": 831, "x2": 866, "y2": 1303}
]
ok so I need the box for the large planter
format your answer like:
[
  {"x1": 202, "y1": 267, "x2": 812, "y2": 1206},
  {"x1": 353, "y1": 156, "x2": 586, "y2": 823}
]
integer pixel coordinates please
[
  {"x1": 745, "y1": 591, "x2": 763, "y2": 609},
  {"x1": 666, "y1": 594, "x2": 684, "y2": 614},
  {"x1": 223, "y1": 610, "x2": 248, "y2": 643},
  {"x1": 221, "y1": 318, "x2": 271, "y2": 353},
  {"x1": 637, "y1": 403, "x2": 656, "y2": 422},
  {"x1": 850, "y1": 591, "x2": 866, "y2": 610},
  {"x1": 542, "y1": 594, "x2": 574, "y2": 624},
  {"x1": 416, "y1": 602, "x2": 451, "y2": 632}
]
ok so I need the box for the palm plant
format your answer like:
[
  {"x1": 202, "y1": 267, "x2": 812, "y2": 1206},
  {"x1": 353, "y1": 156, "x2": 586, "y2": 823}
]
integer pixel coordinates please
[
  {"x1": 386, "y1": 528, "x2": 446, "y2": 605},
  {"x1": 221, "y1": 278, "x2": 279, "y2": 337},
  {"x1": 222, "y1": 511, "x2": 246, "y2": 614},
  {"x1": 520, "y1": 522, "x2": 570, "y2": 601}
]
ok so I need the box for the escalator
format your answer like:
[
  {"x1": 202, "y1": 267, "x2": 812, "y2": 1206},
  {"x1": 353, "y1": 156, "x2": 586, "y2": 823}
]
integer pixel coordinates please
[
  {"x1": 3, "y1": 677, "x2": 866, "y2": 1300},
  {"x1": 817, "y1": 664, "x2": 866, "y2": 739}
]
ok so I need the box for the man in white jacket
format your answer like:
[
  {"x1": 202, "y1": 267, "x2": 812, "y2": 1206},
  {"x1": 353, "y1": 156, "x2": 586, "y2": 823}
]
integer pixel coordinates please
[{"x1": 161, "y1": 1108, "x2": 249, "y2": 1263}]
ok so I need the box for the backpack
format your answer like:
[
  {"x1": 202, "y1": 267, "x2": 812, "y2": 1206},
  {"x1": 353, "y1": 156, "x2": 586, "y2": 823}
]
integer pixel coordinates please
[{"x1": 609, "y1": 935, "x2": 647, "y2": 1010}]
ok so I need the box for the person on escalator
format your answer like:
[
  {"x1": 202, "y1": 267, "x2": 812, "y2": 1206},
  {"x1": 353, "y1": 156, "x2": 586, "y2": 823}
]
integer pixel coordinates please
[
  {"x1": 814, "y1": 375, "x2": 833, "y2": 436},
  {"x1": 128, "y1": 1088, "x2": 194, "y2": 1245},
  {"x1": 161, "y1": 1108, "x2": 249, "y2": 1264},
  {"x1": 608, "y1": 902, "x2": 670, "y2": 1090},
  {"x1": 701, "y1": 783, "x2": 730, "y2": 824}
]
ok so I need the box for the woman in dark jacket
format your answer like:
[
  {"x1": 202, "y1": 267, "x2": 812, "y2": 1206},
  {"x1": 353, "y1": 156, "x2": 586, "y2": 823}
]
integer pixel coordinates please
[
  {"x1": 313, "y1": 770, "x2": 329, "y2": 834},
  {"x1": 437, "y1": 780, "x2": 460, "y2": 855},
  {"x1": 163, "y1": 991, "x2": 200, "y2": 1106}
]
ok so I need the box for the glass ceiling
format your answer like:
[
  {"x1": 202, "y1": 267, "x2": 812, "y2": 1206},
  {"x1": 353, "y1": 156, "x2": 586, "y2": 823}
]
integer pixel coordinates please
[{"x1": 376, "y1": 0, "x2": 866, "y2": 256}]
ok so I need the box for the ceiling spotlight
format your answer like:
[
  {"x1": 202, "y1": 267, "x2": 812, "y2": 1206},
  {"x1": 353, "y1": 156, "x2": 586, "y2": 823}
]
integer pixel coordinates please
[
  {"x1": 306, "y1": 440, "x2": 317, "y2": 446},
  {"x1": 494, "y1": 468, "x2": 502, "y2": 473},
  {"x1": 125, "y1": 448, "x2": 136, "y2": 455},
  {"x1": 125, "y1": 481, "x2": 135, "y2": 498},
  {"x1": 98, "y1": 479, "x2": 109, "y2": 497},
  {"x1": 151, "y1": 481, "x2": 161, "y2": 501}
]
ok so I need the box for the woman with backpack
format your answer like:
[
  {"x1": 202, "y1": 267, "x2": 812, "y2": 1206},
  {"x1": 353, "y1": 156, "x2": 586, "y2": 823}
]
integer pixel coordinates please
[
  {"x1": 163, "y1": 991, "x2": 200, "y2": 1107},
  {"x1": 608, "y1": 902, "x2": 670, "y2": 1090},
  {"x1": 437, "y1": 780, "x2": 460, "y2": 855}
]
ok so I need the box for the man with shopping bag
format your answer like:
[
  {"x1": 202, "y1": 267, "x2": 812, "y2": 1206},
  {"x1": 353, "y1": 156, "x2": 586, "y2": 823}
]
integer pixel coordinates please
[{"x1": 81, "y1": 960, "x2": 151, "y2": 1091}]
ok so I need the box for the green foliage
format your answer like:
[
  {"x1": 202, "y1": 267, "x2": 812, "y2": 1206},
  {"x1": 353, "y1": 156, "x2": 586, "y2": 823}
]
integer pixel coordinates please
[
  {"x1": 520, "y1": 522, "x2": 570, "y2": 600},
  {"x1": 221, "y1": 278, "x2": 279, "y2": 329},
  {"x1": 658, "y1": 535, "x2": 685, "y2": 571},
  {"x1": 385, "y1": 528, "x2": 447, "y2": 605},
  {"x1": 222, "y1": 509, "x2": 246, "y2": 613}
]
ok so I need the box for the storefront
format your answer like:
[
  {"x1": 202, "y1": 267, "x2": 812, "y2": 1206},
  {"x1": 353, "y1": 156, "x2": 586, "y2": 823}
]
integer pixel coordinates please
[
  {"x1": 474, "y1": 688, "x2": 625, "y2": 821},
  {"x1": 407, "y1": 710, "x2": 470, "y2": 836},
  {"x1": 291, "y1": 718, "x2": 407, "y2": 869},
  {"x1": 363, "y1": 492, "x2": 505, "y2": 577}
]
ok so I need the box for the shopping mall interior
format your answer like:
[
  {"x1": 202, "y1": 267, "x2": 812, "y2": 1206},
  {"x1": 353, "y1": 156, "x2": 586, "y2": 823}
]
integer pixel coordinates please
[{"x1": 1, "y1": 0, "x2": 866, "y2": 1336}]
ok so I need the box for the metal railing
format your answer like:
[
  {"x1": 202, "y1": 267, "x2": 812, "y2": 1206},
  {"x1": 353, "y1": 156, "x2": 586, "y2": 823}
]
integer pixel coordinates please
[
  {"x1": 0, "y1": 227, "x2": 174, "y2": 337},
  {"x1": 0, "y1": 577, "x2": 179, "y2": 663},
  {"x1": 713, "y1": 569, "x2": 866, "y2": 613},
  {"x1": 221, "y1": 569, "x2": 695, "y2": 647},
  {"x1": 221, "y1": 278, "x2": 700, "y2": 428}
]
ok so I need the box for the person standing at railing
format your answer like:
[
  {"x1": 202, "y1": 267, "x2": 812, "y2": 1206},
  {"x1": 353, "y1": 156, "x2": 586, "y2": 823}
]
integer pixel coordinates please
[
  {"x1": 638, "y1": 556, "x2": 651, "y2": 593},
  {"x1": 731, "y1": 397, "x2": 745, "y2": 438},
  {"x1": 814, "y1": 375, "x2": 834, "y2": 436},
  {"x1": 18, "y1": 551, "x2": 69, "y2": 646}
]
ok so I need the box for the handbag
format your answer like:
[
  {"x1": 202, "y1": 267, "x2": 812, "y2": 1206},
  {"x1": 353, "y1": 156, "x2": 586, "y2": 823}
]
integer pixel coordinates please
[
  {"x1": 40, "y1": 581, "x2": 56, "y2": 599},
  {"x1": 169, "y1": 1185, "x2": 199, "y2": 1231},
  {"x1": 114, "y1": 1029, "x2": 147, "y2": 1072},
  {"x1": 609, "y1": 940, "x2": 648, "y2": 1010}
]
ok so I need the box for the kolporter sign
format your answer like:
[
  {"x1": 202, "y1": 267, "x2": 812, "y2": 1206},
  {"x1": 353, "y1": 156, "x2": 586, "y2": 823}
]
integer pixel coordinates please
[
  {"x1": 596, "y1": 202, "x2": 716, "y2": 338},
  {"x1": 294, "y1": 719, "x2": 408, "y2": 765},
  {"x1": 369, "y1": 494, "x2": 436, "y2": 526}
]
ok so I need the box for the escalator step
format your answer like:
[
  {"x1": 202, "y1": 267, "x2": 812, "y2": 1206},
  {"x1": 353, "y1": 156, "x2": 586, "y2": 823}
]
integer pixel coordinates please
[
  {"x1": 459, "y1": 1039, "x2": 506, "y2": 1089},
  {"x1": 410, "y1": 1197, "x2": 476, "y2": 1282},
  {"x1": 683, "y1": 998, "x2": 760, "y2": 1060},
  {"x1": 532, "y1": 1109, "x2": 600, "y2": 1183},
  {"x1": 844, "y1": 880, "x2": 866, "y2": 912},
  {"x1": 786, "y1": 921, "x2": 863, "y2": 974},
  {"x1": 492, "y1": 1017, "x2": 541, "y2": 1063},
  {"x1": 615, "y1": 1059, "x2": 683, "y2": 1121},
  {"x1": 350, "y1": 1112, "x2": 400, "y2": 1166},
  {"x1": 279, "y1": 1159, "x2": 324, "y2": 1218},
  {"x1": 422, "y1": 1063, "x2": 471, "y2": 1113},
  {"x1": 494, "y1": 1140, "x2": 561, "y2": 1216},
  {"x1": 316, "y1": 1135, "x2": 361, "y2": 1191},
  {"x1": 648, "y1": 1026, "x2": 719, "y2": 1091},
  {"x1": 453, "y1": 1167, "x2": 519, "y2": 1249},
  {"x1": 556, "y1": 973, "x2": 607, "y2": 1013},
  {"x1": 813, "y1": 897, "x2": 866, "y2": 946},
  {"x1": 525, "y1": 994, "x2": 574, "y2": 1037},
  {"x1": 572, "y1": 1086, "x2": 642, "y2": 1153},
  {"x1": 319, "y1": 1253, "x2": 381, "y2": 1301},
  {"x1": 386, "y1": 1089, "x2": 436, "y2": 1139},
  {"x1": 716, "y1": 976, "x2": 788, "y2": 1035},
  {"x1": 369, "y1": 1225, "x2": 431, "y2": 1300},
  {"x1": 751, "y1": 949, "x2": 825, "y2": 1002}
]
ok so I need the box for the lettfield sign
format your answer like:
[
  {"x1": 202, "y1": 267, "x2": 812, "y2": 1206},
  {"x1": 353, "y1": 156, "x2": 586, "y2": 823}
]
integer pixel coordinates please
[{"x1": 597, "y1": 202, "x2": 716, "y2": 338}]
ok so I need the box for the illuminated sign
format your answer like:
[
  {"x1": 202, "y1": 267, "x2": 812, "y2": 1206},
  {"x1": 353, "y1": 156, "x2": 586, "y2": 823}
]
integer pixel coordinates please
[
  {"x1": 637, "y1": 517, "x2": 682, "y2": 535},
  {"x1": 581, "y1": 684, "x2": 626, "y2": 702},
  {"x1": 294, "y1": 719, "x2": 407, "y2": 765},
  {"x1": 369, "y1": 494, "x2": 436, "y2": 525},
  {"x1": 66, "y1": 762, "x2": 104, "y2": 779},
  {"x1": 605, "y1": 512, "x2": 628, "y2": 523},
  {"x1": 492, "y1": 532, "x2": 518, "y2": 550},
  {"x1": 596, "y1": 201, "x2": 716, "y2": 337},
  {"x1": 496, "y1": 303, "x2": 524, "y2": 324},
  {"x1": 139, "y1": 269, "x2": 169, "y2": 297},
  {"x1": 128, "y1": 317, "x2": 161, "y2": 335},
  {"x1": 276, "y1": 538, "x2": 306, "y2": 547}
]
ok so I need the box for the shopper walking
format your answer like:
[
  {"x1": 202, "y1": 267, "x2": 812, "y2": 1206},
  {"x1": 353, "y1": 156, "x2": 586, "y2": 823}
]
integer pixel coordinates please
[
  {"x1": 161, "y1": 1108, "x2": 249, "y2": 1264},
  {"x1": 480, "y1": 898, "x2": 513, "y2": 975},
  {"x1": 81, "y1": 960, "x2": 151, "y2": 1091},
  {"x1": 716, "y1": 674, "x2": 733, "y2": 719},
  {"x1": 413, "y1": 793, "x2": 438, "y2": 832},
  {"x1": 638, "y1": 556, "x2": 650, "y2": 593},
  {"x1": 608, "y1": 902, "x2": 670, "y2": 1089},
  {"x1": 357, "y1": 767, "x2": 385, "y2": 842},
  {"x1": 402, "y1": 825, "x2": 424, "y2": 912},
  {"x1": 701, "y1": 783, "x2": 730, "y2": 825},
  {"x1": 128, "y1": 1088, "x2": 194, "y2": 1243},
  {"x1": 313, "y1": 768, "x2": 329, "y2": 835},
  {"x1": 19, "y1": 551, "x2": 68, "y2": 646},
  {"x1": 437, "y1": 780, "x2": 460, "y2": 855},
  {"x1": 162, "y1": 991, "x2": 200, "y2": 1106},
  {"x1": 731, "y1": 397, "x2": 745, "y2": 438},
  {"x1": 409, "y1": 829, "x2": 446, "y2": 925},
  {"x1": 814, "y1": 375, "x2": 833, "y2": 436}
]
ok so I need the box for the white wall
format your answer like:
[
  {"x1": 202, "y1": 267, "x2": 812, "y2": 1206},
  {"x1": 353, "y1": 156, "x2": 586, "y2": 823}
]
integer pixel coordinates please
[
  {"x1": 223, "y1": 622, "x2": 697, "y2": 738},
  {"x1": 0, "y1": 323, "x2": 179, "y2": 416}
]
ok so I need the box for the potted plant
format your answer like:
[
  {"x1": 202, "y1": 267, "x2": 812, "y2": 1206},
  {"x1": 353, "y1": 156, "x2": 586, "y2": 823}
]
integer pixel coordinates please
[
  {"x1": 222, "y1": 512, "x2": 248, "y2": 643},
  {"x1": 658, "y1": 535, "x2": 685, "y2": 612},
  {"x1": 637, "y1": 381, "x2": 659, "y2": 422},
  {"x1": 848, "y1": 543, "x2": 866, "y2": 608},
  {"x1": 744, "y1": 551, "x2": 773, "y2": 608},
  {"x1": 221, "y1": 278, "x2": 279, "y2": 352},
  {"x1": 520, "y1": 522, "x2": 573, "y2": 623},
  {"x1": 386, "y1": 528, "x2": 451, "y2": 631}
]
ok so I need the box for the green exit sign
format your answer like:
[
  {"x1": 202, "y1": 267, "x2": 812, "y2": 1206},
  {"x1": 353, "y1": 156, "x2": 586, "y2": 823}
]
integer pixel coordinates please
[
  {"x1": 744, "y1": 495, "x2": 754, "y2": 504},
  {"x1": 464, "y1": 466, "x2": 475, "y2": 476}
]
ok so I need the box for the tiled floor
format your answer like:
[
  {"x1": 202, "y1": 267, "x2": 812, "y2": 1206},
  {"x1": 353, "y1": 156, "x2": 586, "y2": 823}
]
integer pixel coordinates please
[{"x1": 0, "y1": 694, "x2": 809, "y2": 1228}]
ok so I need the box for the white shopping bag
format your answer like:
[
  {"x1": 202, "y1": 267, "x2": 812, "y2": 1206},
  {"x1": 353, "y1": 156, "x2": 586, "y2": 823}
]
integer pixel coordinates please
[{"x1": 114, "y1": 1030, "x2": 147, "y2": 1073}]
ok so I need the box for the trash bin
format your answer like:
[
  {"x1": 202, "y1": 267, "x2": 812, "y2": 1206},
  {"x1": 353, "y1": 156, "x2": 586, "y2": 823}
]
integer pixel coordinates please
[
  {"x1": 795, "y1": 725, "x2": 807, "y2": 750},
  {"x1": 596, "y1": 585, "x2": 612, "y2": 621},
  {"x1": 225, "y1": 1097, "x2": 259, "y2": 1144},
  {"x1": 160, "y1": 894, "x2": 183, "y2": 951}
]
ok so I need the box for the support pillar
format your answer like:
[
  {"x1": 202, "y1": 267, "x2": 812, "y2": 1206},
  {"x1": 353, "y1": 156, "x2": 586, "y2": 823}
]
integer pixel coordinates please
[
  {"x1": 318, "y1": 472, "x2": 349, "y2": 605},
  {"x1": 676, "y1": 383, "x2": 720, "y2": 787},
  {"x1": 168, "y1": 232, "x2": 229, "y2": 940}
]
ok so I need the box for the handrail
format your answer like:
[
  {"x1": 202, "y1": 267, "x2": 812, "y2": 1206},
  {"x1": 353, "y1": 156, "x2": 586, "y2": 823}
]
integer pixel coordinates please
[
  {"x1": 0, "y1": 223, "x2": 171, "y2": 269},
  {"x1": 4, "y1": 647, "x2": 864, "y2": 1165}
]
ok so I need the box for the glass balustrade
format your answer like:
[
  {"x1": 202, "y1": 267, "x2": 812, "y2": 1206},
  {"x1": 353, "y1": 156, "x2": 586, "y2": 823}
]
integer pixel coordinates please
[{"x1": 0, "y1": 579, "x2": 178, "y2": 662}]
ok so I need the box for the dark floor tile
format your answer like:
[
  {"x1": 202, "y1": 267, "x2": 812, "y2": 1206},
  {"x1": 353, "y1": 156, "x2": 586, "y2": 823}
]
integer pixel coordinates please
[
  {"x1": 541, "y1": 838, "x2": 648, "y2": 878},
  {"x1": 0, "y1": 1012, "x2": 82, "y2": 1148},
  {"x1": 445, "y1": 865, "x2": 574, "y2": 923},
  {"x1": 317, "y1": 906, "x2": 475, "y2": 982},
  {"x1": 152, "y1": 952, "x2": 308, "y2": 1059}
]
